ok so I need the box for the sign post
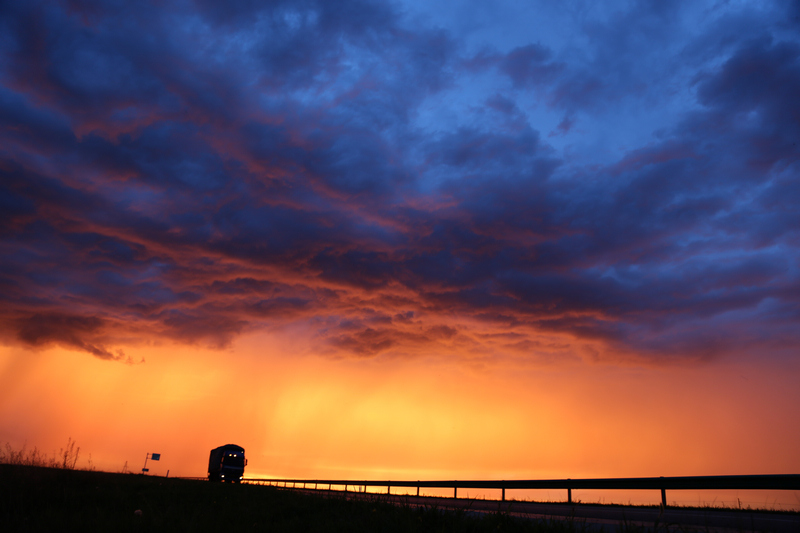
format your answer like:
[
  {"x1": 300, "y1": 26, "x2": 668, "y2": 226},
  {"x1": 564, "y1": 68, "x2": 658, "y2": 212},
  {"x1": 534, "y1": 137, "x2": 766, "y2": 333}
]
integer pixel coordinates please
[{"x1": 142, "y1": 452, "x2": 161, "y2": 474}]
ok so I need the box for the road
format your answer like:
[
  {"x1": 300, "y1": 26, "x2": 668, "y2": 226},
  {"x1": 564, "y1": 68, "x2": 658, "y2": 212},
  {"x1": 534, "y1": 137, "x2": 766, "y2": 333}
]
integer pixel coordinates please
[{"x1": 275, "y1": 487, "x2": 800, "y2": 532}]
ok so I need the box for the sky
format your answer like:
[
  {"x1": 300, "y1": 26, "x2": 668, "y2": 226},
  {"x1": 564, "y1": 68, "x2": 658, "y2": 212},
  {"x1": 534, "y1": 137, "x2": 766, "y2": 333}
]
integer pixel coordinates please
[{"x1": 1, "y1": 0, "x2": 800, "y2": 507}]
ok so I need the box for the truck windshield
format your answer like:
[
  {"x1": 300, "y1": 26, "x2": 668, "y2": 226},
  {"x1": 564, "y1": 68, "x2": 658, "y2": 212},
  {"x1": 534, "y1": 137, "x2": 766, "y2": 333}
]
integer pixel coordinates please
[{"x1": 223, "y1": 452, "x2": 244, "y2": 467}]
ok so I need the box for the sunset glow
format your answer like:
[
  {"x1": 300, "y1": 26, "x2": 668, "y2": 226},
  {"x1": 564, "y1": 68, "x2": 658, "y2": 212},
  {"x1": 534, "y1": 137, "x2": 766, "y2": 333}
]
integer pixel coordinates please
[{"x1": 1, "y1": 0, "x2": 799, "y2": 510}]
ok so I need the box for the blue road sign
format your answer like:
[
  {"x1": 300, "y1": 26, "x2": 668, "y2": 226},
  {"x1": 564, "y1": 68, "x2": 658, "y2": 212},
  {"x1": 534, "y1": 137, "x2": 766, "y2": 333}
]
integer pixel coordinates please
[{"x1": 151, "y1": 453, "x2": 161, "y2": 461}]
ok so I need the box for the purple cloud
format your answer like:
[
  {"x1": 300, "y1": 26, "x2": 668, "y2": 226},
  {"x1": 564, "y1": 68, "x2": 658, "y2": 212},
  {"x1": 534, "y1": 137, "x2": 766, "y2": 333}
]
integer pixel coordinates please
[{"x1": 0, "y1": 0, "x2": 798, "y2": 364}]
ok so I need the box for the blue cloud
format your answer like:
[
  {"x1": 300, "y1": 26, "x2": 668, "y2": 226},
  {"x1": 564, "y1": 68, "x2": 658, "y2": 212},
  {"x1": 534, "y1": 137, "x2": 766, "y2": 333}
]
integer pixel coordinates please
[{"x1": 0, "y1": 0, "x2": 798, "y2": 363}]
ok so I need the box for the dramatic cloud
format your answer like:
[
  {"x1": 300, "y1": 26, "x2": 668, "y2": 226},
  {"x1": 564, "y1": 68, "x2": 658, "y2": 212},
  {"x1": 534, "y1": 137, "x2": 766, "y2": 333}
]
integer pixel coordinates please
[{"x1": 1, "y1": 0, "x2": 798, "y2": 365}]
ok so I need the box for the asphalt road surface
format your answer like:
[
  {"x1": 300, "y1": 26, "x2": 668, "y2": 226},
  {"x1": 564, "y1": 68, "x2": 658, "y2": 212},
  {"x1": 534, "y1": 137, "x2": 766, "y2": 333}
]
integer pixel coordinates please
[{"x1": 280, "y1": 487, "x2": 800, "y2": 532}]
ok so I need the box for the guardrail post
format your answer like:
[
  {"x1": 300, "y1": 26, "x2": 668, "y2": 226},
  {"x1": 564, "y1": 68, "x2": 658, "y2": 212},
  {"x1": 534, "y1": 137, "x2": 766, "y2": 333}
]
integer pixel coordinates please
[
  {"x1": 502, "y1": 487, "x2": 505, "y2": 501},
  {"x1": 661, "y1": 488, "x2": 667, "y2": 508},
  {"x1": 568, "y1": 488, "x2": 572, "y2": 504},
  {"x1": 417, "y1": 484, "x2": 420, "y2": 497},
  {"x1": 388, "y1": 485, "x2": 391, "y2": 495},
  {"x1": 454, "y1": 486, "x2": 457, "y2": 499}
]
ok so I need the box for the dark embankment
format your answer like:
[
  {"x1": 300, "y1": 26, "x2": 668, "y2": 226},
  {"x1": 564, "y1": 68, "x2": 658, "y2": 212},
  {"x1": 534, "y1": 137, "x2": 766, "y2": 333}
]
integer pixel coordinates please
[{"x1": 0, "y1": 464, "x2": 573, "y2": 532}]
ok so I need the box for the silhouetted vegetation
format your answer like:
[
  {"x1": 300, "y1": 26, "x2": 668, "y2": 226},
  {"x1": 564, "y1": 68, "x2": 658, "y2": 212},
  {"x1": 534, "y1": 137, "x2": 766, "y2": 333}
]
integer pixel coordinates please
[
  {"x1": 0, "y1": 464, "x2": 593, "y2": 532},
  {"x1": 0, "y1": 438, "x2": 82, "y2": 469}
]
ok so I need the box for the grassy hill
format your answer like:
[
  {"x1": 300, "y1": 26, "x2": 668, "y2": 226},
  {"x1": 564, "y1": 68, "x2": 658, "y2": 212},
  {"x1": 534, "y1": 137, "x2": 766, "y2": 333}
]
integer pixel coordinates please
[{"x1": 0, "y1": 464, "x2": 577, "y2": 532}]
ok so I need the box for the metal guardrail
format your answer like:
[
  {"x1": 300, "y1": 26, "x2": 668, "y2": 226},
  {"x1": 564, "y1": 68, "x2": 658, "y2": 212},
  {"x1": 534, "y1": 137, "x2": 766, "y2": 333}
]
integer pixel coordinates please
[{"x1": 242, "y1": 474, "x2": 800, "y2": 507}]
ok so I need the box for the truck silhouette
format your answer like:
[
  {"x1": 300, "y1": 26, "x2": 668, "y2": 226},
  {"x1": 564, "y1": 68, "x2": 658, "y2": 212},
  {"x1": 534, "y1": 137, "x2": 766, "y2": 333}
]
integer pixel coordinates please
[{"x1": 207, "y1": 444, "x2": 247, "y2": 482}]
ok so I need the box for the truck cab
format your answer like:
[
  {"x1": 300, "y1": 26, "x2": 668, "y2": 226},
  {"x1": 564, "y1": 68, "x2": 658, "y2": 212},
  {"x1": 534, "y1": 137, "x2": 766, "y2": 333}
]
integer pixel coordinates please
[{"x1": 208, "y1": 444, "x2": 247, "y2": 482}]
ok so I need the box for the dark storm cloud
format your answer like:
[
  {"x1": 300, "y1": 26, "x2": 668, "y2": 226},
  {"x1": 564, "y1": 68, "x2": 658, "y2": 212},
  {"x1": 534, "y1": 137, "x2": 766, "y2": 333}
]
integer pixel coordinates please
[
  {"x1": 0, "y1": 0, "x2": 798, "y2": 363},
  {"x1": 13, "y1": 312, "x2": 124, "y2": 361}
]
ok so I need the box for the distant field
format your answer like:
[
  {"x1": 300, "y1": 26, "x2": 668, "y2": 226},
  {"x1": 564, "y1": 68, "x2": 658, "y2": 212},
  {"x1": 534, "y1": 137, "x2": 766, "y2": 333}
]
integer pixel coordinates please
[{"x1": 0, "y1": 465, "x2": 579, "y2": 532}]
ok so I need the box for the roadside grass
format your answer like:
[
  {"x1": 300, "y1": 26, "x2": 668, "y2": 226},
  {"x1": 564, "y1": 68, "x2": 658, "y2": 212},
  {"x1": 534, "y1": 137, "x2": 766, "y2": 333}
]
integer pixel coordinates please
[
  {"x1": 0, "y1": 464, "x2": 590, "y2": 532},
  {"x1": 1, "y1": 438, "x2": 84, "y2": 470}
]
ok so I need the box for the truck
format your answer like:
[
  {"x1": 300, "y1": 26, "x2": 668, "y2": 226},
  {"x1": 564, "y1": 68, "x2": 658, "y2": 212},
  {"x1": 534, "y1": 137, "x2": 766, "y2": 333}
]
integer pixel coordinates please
[{"x1": 207, "y1": 444, "x2": 247, "y2": 483}]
